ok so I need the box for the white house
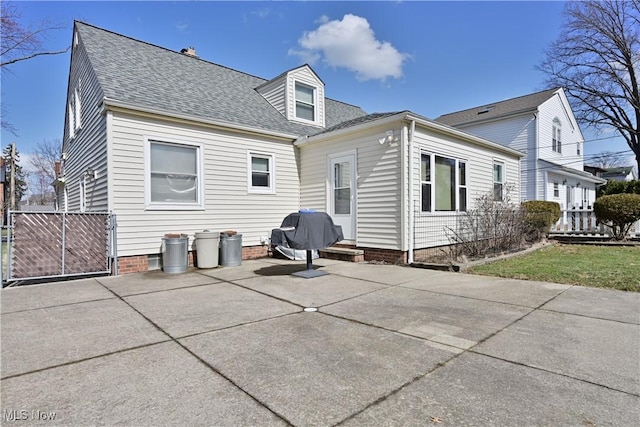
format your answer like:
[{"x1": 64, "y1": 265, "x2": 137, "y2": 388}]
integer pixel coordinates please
[
  {"x1": 58, "y1": 22, "x2": 522, "y2": 272},
  {"x1": 436, "y1": 88, "x2": 606, "y2": 210}
]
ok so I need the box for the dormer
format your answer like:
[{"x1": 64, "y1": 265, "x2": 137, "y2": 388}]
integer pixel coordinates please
[{"x1": 257, "y1": 64, "x2": 325, "y2": 128}]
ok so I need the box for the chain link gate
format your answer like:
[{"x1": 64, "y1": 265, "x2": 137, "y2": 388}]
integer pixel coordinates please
[{"x1": 1, "y1": 211, "x2": 118, "y2": 286}]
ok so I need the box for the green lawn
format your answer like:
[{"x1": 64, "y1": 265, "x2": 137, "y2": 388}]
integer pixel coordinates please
[{"x1": 467, "y1": 244, "x2": 640, "y2": 292}]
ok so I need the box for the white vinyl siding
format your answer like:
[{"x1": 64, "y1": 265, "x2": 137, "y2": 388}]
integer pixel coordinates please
[
  {"x1": 411, "y1": 126, "x2": 521, "y2": 249},
  {"x1": 455, "y1": 114, "x2": 535, "y2": 202},
  {"x1": 299, "y1": 124, "x2": 403, "y2": 249},
  {"x1": 110, "y1": 111, "x2": 299, "y2": 257},
  {"x1": 256, "y1": 76, "x2": 287, "y2": 117},
  {"x1": 286, "y1": 66, "x2": 325, "y2": 127},
  {"x1": 538, "y1": 93, "x2": 584, "y2": 171},
  {"x1": 62, "y1": 33, "x2": 108, "y2": 213}
]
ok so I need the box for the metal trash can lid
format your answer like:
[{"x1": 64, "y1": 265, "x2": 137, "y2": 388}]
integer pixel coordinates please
[{"x1": 163, "y1": 233, "x2": 188, "y2": 240}]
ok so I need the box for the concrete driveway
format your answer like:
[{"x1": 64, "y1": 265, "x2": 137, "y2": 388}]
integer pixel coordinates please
[{"x1": 1, "y1": 258, "x2": 638, "y2": 426}]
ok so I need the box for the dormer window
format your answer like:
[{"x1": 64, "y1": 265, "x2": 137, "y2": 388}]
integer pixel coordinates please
[
  {"x1": 255, "y1": 64, "x2": 325, "y2": 127},
  {"x1": 295, "y1": 82, "x2": 315, "y2": 122}
]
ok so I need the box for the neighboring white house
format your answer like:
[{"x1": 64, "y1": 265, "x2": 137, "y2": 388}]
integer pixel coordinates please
[
  {"x1": 602, "y1": 166, "x2": 638, "y2": 182},
  {"x1": 58, "y1": 21, "x2": 522, "y2": 271},
  {"x1": 436, "y1": 88, "x2": 606, "y2": 210}
]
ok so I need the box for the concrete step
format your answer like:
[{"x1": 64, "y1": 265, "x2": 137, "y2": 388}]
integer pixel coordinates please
[{"x1": 319, "y1": 246, "x2": 364, "y2": 263}]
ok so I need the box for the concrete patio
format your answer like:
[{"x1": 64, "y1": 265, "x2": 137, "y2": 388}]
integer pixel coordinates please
[{"x1": 1, "y1": 258, "x2": 638, "y2": 426}]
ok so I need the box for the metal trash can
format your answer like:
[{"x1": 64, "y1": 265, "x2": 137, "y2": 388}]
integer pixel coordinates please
[
  {"x1": 162, "y1": 234, "x2": 189, "y2": 274},
  {"x1": 219, "y1": 231, "x2": 242, "y2": 267},
  {"x1": 195, "y1": 230, "x2": 219, "y2": 268}
]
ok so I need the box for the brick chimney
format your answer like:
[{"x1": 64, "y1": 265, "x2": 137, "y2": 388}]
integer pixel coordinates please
[{"x1": 180, "y1": 46, "x2": 197, "y2": 57}]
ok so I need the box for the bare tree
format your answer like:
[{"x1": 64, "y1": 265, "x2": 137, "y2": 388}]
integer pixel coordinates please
[
  {"x1": 1, "y1": 1, "x2": 70, "y2": 134},
  {"x1": 590, "y1": 151, "x2": 629, "y2": 169},
  {"x1": 0, "y1": 1, "x2": 70, "y2": 68},
  {"x1": 28, "y1": 139, "x2": 61, "y2": 205},
  {"x1": 539, "y1": 0, "x2": 640, "y2": 172}
]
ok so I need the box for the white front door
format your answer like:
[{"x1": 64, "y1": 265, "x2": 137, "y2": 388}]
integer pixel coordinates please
[
  {"x1": 566, "y1": 185, "x2": 574, "y2": 209},
  {"x1": 330, "y1": 154, "x2": 356, "y2": 240}
]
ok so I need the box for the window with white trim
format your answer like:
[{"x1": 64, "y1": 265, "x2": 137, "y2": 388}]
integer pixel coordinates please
[
  {"x1": 147, "y1": 139, "x2": 203, "y2": 208},
  {"x1": 421, "y1": 153, "x2": 467, "y2": 212},
  {"x1": 74, "y1": 85, "x2": 81, "y2": 130},
  {"x1": 295, "y1": 82, "x2": 315, "y2": 122},
  {"x1": 493, "y1": 161, "x2": 505, "y2": 201},
  {"x1": 67, "y1": 82, "x2": 81, "y2": 138},
  {"x1": 248, "y1": 152, "x2": 275, "y2": 193},
  {"x1": 552, "y1": 118, "x2": 562, "y2": 153},
  {"x1": 553, "y1": 182, "x2": 559, "y2": 197}
]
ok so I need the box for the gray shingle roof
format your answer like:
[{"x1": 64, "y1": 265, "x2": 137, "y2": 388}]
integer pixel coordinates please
[
  {"x1": 435, "y1": 88, "x2": 560, "y2": 127},
  {"x1": 76, "y1": 21, "x2": 366, "y2": 137},
  {"x1": 310, "y1": 111, "x2": 406, "y2": 136}
]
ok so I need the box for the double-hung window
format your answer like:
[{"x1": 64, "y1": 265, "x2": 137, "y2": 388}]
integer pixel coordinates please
[
  {"x1": 295, "y1": 82, "x2": 315, "y2": 122},
  {"x1": 421, "y1": 153, "x2": 467, "y2": 212},
  {"x1": 493, "y1": 161, "x2": 505, "y2": 201},
  {"x1": 147, "y1": 139, "x2": 203, "y2": 209},
  {"x1": 552, "y1": 118, "x2": 562, "y2": 153},
  {"x1": 248, "y1": 152, "x2": 275, "y2": 193}
]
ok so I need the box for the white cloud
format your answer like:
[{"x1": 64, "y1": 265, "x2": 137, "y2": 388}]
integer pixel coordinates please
[
  {"x1": 289, "y1": 14, "x2": 409, "y2": 82},
  {"x1": 252, "y1": 8, "x2": 271, "y2": 19},
  {"x1": 175, "y1": 21, "x2": 189, "y2": 32}
]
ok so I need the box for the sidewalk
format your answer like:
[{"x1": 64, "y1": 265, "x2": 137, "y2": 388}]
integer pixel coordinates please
[{"x1": 1, "y1": 258, "x2": 639, "y2": 426}]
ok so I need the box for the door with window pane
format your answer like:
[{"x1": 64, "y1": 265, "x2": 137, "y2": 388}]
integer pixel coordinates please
[{"x1": 330, "y1": 154, "x2": 355, "y2": 240}]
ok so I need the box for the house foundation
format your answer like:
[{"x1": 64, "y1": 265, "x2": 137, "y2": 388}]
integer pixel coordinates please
[{"x1": 115, "y1": 245, "x2": 413, "y2": 274}]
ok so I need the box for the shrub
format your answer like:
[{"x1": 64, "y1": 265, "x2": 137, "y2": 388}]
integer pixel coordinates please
[
  {"x1": 445, "y1": 186, "x2": 536, "y2": 261},
  {"x1": 598, "y1": 179, "x2": 640, "y2": 197},
  {"x1": 522, "y1": 200, "x2": 561, "y2": 235},
  {"x1": 593, "y1": 193, "x2": 640, "y2": 240}
]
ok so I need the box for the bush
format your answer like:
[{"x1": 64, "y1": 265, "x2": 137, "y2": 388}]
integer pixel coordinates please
[
  {"x1": 593, "y1": 193, "x2": 640, "y2": 240},
  {"x1": 598, "y1": 179, "x2": 640, "y2": 197},
  {"x1": 522, "y1": 200, "x2": 561, "y2": 235}
]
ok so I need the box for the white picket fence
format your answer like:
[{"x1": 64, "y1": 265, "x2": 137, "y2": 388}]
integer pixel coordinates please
[{"x1": 552, "y1": 209, "x2": 640, "y2": 237}]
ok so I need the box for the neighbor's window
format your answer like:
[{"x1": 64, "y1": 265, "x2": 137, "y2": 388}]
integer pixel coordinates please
[
  {"x1": 248, "y1": 152, "x2": 275, "y2": 193},
  {"x1": 553, "y1": 182, "x2": 559, "y2": 197},
  {"x1": 552, "y1": 118, "x2": 562, "y2": 153},
  {"x1": 421, "y1": 153, "x2": 467, "y2": 212},
  {"x1": 577, "y1": 142, "x2": 581, "y2": 156},
  {"x1": 148, "y1": 140, "x2": 202, "y2": 208},
  {"x1": 295, "y1": 82, "x2": 315, "y2": 122},
  {"x1": 493, "y1": 161, "x2": 505, "y2": 201}
]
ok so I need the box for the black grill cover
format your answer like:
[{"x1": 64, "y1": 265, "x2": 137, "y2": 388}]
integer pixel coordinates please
[{"x1": 277, "y1": 212, "x2": 344, "y2": 250}]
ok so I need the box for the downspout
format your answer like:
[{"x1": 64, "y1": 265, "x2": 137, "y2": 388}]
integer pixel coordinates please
[
  {"x1": 407, "y1": 119, "x2": 416, "y2": 264},
  {"x1": 533, "y1": 112, "x2": 539, "y2": 200}
]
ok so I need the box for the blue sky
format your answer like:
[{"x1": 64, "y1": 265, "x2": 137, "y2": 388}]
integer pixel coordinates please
[{"x1": 1, "y1": 0, "x2": 634, "y2": 170}]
